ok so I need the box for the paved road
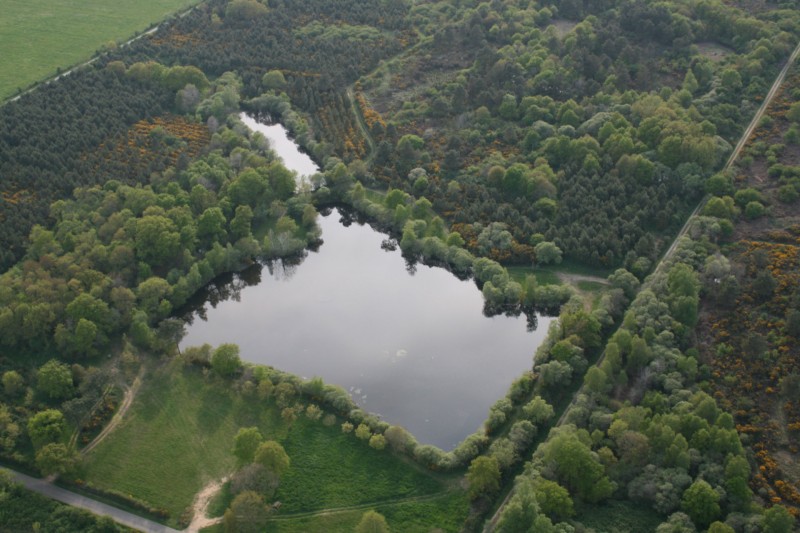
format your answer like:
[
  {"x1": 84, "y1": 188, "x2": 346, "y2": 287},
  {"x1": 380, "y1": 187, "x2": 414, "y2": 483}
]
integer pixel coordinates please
[{"x1": 6, "y1": 469, "x2": 180, "y2": 533}]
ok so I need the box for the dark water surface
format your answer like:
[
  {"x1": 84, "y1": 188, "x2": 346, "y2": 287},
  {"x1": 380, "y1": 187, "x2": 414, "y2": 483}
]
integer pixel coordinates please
[{"x1": 180, "y1": 114, "x2": 553, "y2": 449}]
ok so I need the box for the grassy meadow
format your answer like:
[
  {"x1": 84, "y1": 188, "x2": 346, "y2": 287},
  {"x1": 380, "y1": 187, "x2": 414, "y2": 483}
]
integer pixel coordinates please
[
  {"x1": 0, "y1": 0, "x2": 200, "y2": 101},
  {"x1": 198, "y1": 490, "x2": 468, "y2": 532},
  {"x1": 81, "y1": 361, "x2": 465, "y2": 529},
  {"x1": 208, "y1": 491, "x2": 468, "y2": 533}
]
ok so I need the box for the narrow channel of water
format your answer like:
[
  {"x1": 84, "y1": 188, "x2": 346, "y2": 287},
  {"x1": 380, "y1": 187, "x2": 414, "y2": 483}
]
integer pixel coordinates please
[{"x1": 180, "y1": 114, "x2": 553, "y2": 449}]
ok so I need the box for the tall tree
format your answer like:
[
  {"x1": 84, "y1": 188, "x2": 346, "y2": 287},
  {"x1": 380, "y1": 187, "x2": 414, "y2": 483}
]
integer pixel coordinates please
[
  {"x1": 223, "y1": 491, "x2": 270, "y2": 533},
  {"x1": 212, "y1": 344, "x2": 242, "y2": 377},
  {"x1": 254, "y1": 441, "x2": 290, "y2": 478},
  {"x1": 681, "y1": 479, "x2": 720, "y2": 529},
  {"x1": 233, "y1": 427, "x2": 263, "y2": 465},
  {"x1": 355, "y1": 510, "x2": 390, "y2": 533},
  {"x1": 467, "y1": 456, "x2": 501, "y2": 499},
  {"x1": 37, "y1": 360, "x2": 73, "y2": 400}
]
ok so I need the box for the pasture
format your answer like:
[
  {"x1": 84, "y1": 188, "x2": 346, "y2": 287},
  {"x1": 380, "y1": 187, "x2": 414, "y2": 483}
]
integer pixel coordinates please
[{"x1": 0, "y1": 0, "x2": 200, "y2": 101}]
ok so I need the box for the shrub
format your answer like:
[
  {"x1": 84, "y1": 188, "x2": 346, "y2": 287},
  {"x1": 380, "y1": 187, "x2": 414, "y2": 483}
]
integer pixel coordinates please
[
  {"x1": 369, "y1": 434, "x2": 387, "y2": 450},
  {"x1": 744, "y1": 201, "x2": 765, "y2": 219},
  {"x1": 355, "y1": 423, "x2": 371, "y2": 440}
]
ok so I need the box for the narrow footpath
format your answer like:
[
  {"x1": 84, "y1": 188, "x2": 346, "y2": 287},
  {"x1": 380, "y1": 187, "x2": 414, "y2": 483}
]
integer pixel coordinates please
[
  {"x1": 6, "y1": 469, "x2": 180, "y2": 533},
  {"x1": 81, "y1": 367, "x2": 145, "y2": 456}
]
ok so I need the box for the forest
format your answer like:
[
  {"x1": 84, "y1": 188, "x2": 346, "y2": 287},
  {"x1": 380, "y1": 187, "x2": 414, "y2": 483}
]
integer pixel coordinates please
[{"x1": 0, "y1": 0, "x2": 799, "y2": 531}]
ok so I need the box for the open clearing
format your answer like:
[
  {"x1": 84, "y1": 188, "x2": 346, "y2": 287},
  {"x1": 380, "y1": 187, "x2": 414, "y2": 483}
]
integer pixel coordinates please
[
  {"x1": 0, "y1": 0, "x2": 200, "y2": 101},
  {"x1": 81, "y1": 361, "x2": 462, "y2": 528}
]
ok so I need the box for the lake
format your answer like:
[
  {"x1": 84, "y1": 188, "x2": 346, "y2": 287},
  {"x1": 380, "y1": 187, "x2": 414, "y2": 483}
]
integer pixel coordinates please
[{"x1": 180, "y1": 114, "x2": 553, "y2": 449}]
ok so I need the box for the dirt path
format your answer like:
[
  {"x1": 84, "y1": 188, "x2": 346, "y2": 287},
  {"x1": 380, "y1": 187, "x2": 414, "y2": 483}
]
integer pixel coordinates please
[
  {"x1": 81, "y1": 367, "x2": 145, "y2": 456},
  {"x1": 557, "y1": 272, "x2": 609, "y2": 286},
  {"x1": 184, "y1": 477, "x2": 228, "y2": 532}
]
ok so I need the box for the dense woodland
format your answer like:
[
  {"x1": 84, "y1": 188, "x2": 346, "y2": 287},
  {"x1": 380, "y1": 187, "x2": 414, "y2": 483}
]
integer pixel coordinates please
[
  {"x1": 0, "y1": 72, "x2": 175, "y2": 270},
  {"x1": 1, "y1": 0, "x2": 800, "y2": 531},
  {"x1": 490, "y1": 56, "x2": 800, "y2": 533},
  {"x1": 358, "y1": 0, "x2": 800, "y2": 267}
]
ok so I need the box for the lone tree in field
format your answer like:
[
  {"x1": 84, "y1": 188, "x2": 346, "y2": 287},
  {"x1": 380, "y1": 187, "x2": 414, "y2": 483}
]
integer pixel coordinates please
[{"x1": 355, "y1": 510, "x2": 390, "y2": 533}]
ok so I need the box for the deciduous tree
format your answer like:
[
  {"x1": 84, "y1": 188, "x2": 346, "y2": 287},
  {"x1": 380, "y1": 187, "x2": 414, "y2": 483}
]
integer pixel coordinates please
[
  {"x1": 254, "y1": 441, "x2": 290, "y2": 478},
  {"x1": 212, "y1": 344, "x2": 242, "y2": 377},
  {"x1": 27, "y1": 409, "x2": 66, "y2": 449},
  {"x1": 467, "y1": 456, "x2": 501, "y2": 499},
  {"x1": 233, "y1": 427, "x2": 263, "y2": 465},
  {"x1": 681, "y1": 479, "x2": 720, "y2": 529},
  {"x1": 223, "y1": 491, "x2": 269, "y2": 533},
  {"x1": 37, "y1": 360, "x2": 73, "y2": 400},
  {"x1": 35, "y1": 443, "x2": 78, "y2": 476},
  {"x1": 355, "y1": 510, "x2": 390, "y2": 533}
]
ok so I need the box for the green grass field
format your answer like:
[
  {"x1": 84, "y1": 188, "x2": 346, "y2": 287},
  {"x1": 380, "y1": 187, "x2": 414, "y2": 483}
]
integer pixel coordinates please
[
  {"x1": 0, "y1": 0, "x2": 200, "y2": 101},
  {"x1": 82, "y1": 361, "x2": 463, "y2": 529},
  {"x1": 507, "y1": 265, "x2": 561, "y2": 286},
  {"x1": 271, "y1": 491, "x2": 468, "y2": 533},
  {"x1": 200, "y1": 491, "x2": 468, "y2": 533}
]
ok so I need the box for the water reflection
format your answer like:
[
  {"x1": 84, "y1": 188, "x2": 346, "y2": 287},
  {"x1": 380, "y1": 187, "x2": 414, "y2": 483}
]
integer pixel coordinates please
[{"x1": 181, "y1": 208, "x2": 553, "y2": 449}]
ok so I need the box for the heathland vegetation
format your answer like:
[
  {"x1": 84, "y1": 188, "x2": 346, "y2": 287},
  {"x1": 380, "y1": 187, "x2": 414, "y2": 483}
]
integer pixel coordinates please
[{"x1": 1, "y1": 0, "x2": 800, "y2": 531}]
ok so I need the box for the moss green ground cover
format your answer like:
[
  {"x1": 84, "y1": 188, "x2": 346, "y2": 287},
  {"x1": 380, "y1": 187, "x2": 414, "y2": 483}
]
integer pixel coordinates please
[
  {"x1": 0, "y1": 0, "x2": 200, "y2": 100},
  {"x1": 82, "y1": 362, "x2": 462, "y2": 528},
  {"x1": 271, "y1": 491, "x2": 468, "y2": 533},
  {"x1": 200, "y1": 491, "x2": 467, "y2": 533},
  {"x1": 577, "y1": 499, "x2": 664, "y2": 533}
]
